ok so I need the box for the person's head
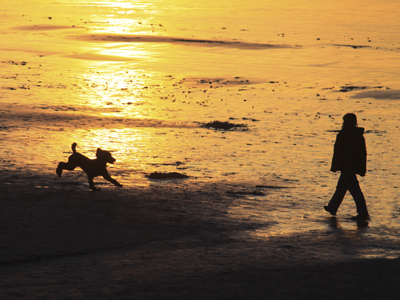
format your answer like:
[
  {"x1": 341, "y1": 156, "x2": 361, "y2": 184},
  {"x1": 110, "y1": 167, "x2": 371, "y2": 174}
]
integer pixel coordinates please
[{"x1": 342, "y1": 113, "x2": 357, "y2": 129}]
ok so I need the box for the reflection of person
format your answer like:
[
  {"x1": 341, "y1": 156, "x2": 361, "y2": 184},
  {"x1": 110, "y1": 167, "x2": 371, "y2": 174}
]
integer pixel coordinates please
[{"x1": 324, "y1": 113, "x2": 369, "y2": 220}]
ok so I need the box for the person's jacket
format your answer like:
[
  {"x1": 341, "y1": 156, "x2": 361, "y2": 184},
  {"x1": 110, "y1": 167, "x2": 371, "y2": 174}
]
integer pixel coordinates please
[{"x1": 331, "y1": 126, "x2": 367, "y2": 176}]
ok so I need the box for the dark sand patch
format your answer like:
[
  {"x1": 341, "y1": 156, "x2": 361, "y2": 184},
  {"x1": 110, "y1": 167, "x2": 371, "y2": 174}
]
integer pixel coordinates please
[
  {"x1": 351, "y1": 89, "x2": 400, "y2": 100},
  {"x1": 13, "y1": 24, "x2": 80, "y2": 31},
  {"x1": 338, "y1": 85, "x2": 385, "y2": 93},
  {"x1": 178, "y1": 76, "x2": 269, "y2": 88},
  {"x1": 182, "y1": 77, "x2": 251, "y2": 86},
  {"x1": 330, "y1": 44, "x2": 400, "y2": 52},
  {"x1": 332, "y1": 44, "x2": 370, "y2": 49},
  {"x1": 75, "y1": 34, "x2": 296, "y2": 50}
]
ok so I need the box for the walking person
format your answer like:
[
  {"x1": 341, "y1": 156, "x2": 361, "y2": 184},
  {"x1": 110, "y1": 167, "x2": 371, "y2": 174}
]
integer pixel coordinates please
[{"x1": 324, "y1": 113, "x2": 369, "y2": 220}]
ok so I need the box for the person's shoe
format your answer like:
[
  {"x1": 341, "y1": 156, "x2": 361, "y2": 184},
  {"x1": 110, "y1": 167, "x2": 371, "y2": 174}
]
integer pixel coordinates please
[
  {"x1": 351, "y1": 214, "x2": 370, "y2": 220},
  {"x1": 324, "y1": 206, "x2": 336, "y2": 216}
]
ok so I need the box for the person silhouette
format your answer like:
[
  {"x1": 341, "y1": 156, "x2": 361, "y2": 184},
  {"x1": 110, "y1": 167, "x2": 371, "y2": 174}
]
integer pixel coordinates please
[{"x1": 324, "y1": 113, "x2": 369, "y2": 220}]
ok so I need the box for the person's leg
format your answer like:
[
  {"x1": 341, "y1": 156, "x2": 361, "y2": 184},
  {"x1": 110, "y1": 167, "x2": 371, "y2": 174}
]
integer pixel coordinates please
[
  {"x1": 341, "y1": 172, "x2": 369, "y2": 217},
  {"x1": 326, "y1": 173, "x2": 347, "y2": 214}
]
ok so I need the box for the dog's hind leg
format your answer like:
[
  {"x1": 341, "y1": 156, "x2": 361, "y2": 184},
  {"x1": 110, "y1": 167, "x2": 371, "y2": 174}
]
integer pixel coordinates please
[
  {"x1": 56, "y1": 162, "x2": 77, "y2": 177},
  {"x1": 103, "y1": 173, "x2": 123, "y2": 187}
]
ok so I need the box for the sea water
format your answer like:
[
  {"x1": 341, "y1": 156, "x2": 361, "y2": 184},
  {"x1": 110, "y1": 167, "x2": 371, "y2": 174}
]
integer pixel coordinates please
[{"x1": 1, "y1": 0, "x2": 400, "y2": 248}]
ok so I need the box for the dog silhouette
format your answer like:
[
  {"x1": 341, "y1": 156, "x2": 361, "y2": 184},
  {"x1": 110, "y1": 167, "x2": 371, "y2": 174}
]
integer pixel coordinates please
[{"x1": 57, "y1": 143, "x2": 122, "y2": 190}]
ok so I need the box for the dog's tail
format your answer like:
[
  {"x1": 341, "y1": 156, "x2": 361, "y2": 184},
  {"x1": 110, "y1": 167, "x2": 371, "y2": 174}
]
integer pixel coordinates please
[{"x1": 71, "y1": 143, "x2": 77, "y2": 153}]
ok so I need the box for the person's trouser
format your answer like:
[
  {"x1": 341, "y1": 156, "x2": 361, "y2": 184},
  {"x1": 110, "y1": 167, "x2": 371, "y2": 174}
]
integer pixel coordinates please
[{"x1": 327, "y1": 172, "x2": 369, "y2": 216}]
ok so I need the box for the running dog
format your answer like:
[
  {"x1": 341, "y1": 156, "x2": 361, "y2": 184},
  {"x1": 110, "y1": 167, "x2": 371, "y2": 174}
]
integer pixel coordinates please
[{"x1": 56, "y1": 143, "x2": 123, "y2": 190}]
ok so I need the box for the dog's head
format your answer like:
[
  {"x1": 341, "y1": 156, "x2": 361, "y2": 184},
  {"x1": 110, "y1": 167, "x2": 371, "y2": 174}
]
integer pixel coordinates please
[{"x1": 96, "y1": 148, "x2": 116, "y2": 164}]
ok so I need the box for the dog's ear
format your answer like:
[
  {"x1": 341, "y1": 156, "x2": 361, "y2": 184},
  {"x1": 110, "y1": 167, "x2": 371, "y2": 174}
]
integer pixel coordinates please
[{"x1": 96, "y1": 148, "x2": 102, "y2": 157}]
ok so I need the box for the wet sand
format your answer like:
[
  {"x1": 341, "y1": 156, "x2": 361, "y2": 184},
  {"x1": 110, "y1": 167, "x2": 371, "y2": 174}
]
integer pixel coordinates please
[
  {"x1": 2, "y1": 1, "x2": 400, "y2": 298},
  {"x1": 1, "y1": 171, "x2": 400, "y2": 300}
]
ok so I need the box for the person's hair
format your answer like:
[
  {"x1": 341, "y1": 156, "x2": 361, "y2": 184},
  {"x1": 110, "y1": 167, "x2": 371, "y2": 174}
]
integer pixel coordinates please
[{"x1": 342, "y1": 113, "x2": 357, "y2": 129}]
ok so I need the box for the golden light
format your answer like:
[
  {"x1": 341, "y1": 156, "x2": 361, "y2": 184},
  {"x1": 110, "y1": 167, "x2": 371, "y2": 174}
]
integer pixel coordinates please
[{"x1": 78, "y1": 67, "x2": 150, "y2": 118}]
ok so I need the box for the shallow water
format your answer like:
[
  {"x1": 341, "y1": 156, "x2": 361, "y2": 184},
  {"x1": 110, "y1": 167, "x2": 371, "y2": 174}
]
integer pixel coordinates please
[{"x1": 1, "y1": 0, "x2": 400, "y2": 248}]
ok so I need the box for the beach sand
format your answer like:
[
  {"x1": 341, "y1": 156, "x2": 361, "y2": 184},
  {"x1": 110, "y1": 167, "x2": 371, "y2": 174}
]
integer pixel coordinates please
[
  {"x1": 2, "y1": 1, "x2": 400, "y2": 299},
  {"x1": 1, "y1": 171, "x2": 400, "y2": 300}
]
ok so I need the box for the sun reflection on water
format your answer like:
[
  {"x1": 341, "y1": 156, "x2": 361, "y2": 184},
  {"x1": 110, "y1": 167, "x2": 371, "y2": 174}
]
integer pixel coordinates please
[
  {"x1": 97, "y1": 44, "x2": 152, "y2": 60},
  {"x1": 78, "y1": 66, "x2": 151, "y2": 117},
  {"x1": 85, "y1": 0, "x2": 160, "y2": 35}
]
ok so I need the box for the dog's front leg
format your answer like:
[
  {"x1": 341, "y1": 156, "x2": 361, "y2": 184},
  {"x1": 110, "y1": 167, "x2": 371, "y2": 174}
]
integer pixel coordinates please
[{"x1": 103, "y1": 173, "x2": 123, "y2": 187}]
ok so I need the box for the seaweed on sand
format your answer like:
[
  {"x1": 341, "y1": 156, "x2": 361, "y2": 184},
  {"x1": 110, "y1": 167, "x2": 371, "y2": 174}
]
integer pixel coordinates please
[
  {"x1": 201, "y1": 121, "x2": 248, "y2": 131},
  {"x1": 147, "y1": 172, "x2": 189, "y2": 179}
]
